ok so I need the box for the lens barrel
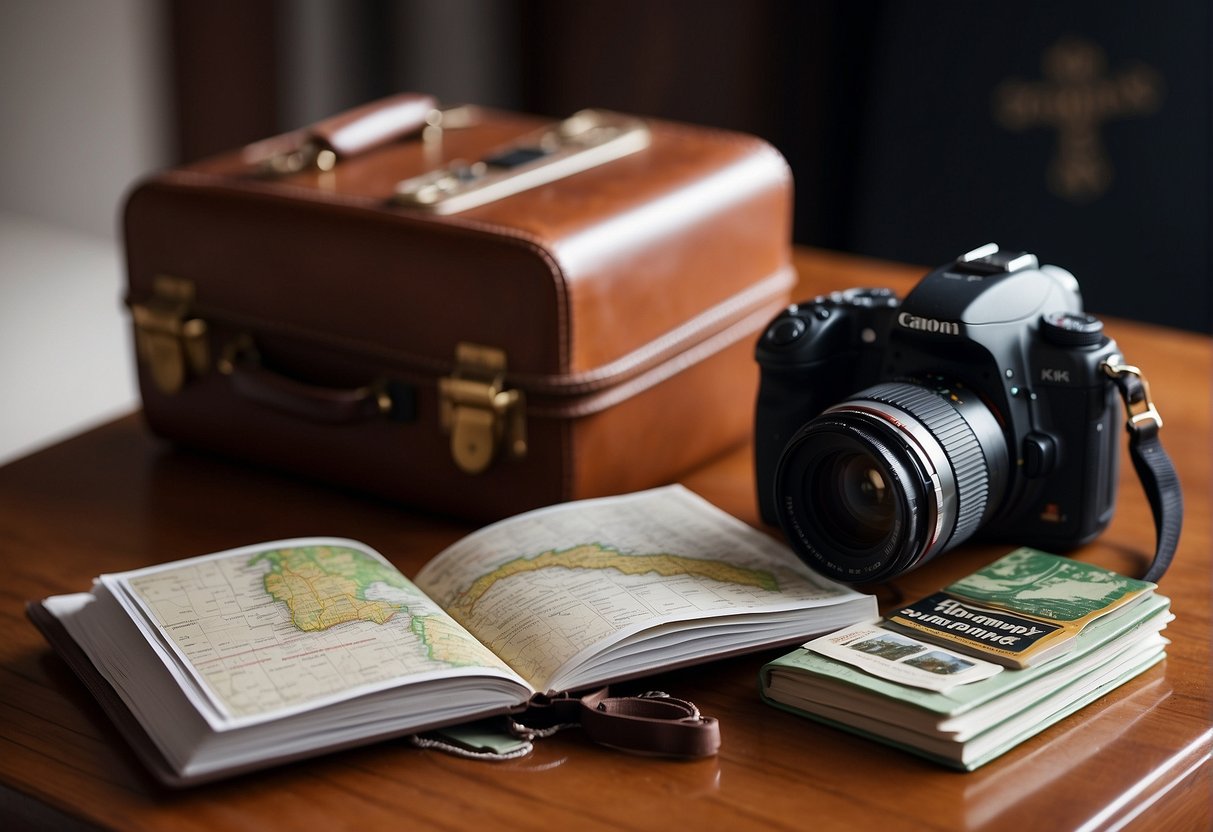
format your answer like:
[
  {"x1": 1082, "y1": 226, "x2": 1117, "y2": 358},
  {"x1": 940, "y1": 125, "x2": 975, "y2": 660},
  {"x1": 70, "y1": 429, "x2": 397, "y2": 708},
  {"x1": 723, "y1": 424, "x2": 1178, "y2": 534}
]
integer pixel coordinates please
[{"x1": 774, "y1": 381, "x2": 1007, "y2": 583}]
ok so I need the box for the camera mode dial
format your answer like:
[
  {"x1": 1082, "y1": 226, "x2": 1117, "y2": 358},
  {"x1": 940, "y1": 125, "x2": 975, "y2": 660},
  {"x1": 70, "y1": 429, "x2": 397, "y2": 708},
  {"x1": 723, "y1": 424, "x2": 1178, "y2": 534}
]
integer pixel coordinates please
[
  {"x1": 824, "y1": 287, "x2": 899, "y2": 309},
  {"x1": 1040, "y1": 311, "x2": 1104, "y2": 347}
]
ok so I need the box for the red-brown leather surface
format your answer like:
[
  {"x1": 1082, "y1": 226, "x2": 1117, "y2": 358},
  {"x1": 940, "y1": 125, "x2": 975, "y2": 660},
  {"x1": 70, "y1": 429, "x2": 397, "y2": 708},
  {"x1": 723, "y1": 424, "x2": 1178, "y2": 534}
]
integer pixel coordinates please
[
  {"x1": 125, "y1": 182, "x2": 566, "y2": 376},
  {"x1": 133, "y1": 312, "x2": 767, "y2": 520},
  {"x1": 123, "y1": 100, "x2": 793, "y2": 519},
  {"x1": 131, "y1": 108, "x2": 793, "y2": 379},
  {"x1": 137, "y1": 355, "x2": 569, "y2": 521},
  {"x1": 568, "y1": 328, "x2": 767, "y2": 500}
]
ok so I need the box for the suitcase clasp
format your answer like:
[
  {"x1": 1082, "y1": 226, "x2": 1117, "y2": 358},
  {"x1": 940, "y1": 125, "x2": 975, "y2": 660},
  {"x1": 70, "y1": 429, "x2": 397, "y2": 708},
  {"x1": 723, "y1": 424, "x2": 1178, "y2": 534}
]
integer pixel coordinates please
[
  {"x1": 131, "y1": 275, "x2": 209, "y2": 394},
  {"x1": 440, "y1": 343, "x2": 527, "y2": 474}
]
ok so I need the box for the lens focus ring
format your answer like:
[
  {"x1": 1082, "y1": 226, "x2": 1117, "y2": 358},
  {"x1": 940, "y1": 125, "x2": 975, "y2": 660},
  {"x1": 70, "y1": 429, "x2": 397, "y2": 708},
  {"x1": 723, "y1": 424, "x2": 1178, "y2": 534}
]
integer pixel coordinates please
[{"x1": 858, "y1": 382, "x2": 991, "y2": 547}]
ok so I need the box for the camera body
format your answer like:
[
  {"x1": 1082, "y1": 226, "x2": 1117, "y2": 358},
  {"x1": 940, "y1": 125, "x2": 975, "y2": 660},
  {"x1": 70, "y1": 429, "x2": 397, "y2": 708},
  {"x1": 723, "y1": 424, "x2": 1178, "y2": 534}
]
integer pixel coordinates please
[{"x1": 755, "y1": 245, "x2": 1122, "y2": 583}]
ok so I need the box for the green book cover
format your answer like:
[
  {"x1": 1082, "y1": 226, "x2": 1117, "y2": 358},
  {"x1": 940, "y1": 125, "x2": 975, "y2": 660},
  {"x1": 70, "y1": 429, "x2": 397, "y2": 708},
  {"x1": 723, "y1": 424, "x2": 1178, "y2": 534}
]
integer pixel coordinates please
[
  {"x1": 946, "y1": 547, "x2": 1155, "y2": 623},
  {"x1": 885, "y1": 548, "x2": 1155, "y2": 667}
]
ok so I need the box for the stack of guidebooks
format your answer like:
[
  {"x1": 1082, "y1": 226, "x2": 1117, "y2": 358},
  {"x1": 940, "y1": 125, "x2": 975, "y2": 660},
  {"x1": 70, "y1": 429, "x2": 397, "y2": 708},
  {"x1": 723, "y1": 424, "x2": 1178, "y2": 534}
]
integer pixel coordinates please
[{"x1": 760, "y1": 548, "x2": 1170, "y2": 770}]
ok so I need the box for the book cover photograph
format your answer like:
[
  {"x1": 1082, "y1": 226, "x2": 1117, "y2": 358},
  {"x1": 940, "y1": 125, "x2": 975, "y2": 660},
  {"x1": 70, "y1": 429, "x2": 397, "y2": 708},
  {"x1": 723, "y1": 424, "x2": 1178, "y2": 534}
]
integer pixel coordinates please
[{"x1": 28, "y1": 485, "x2": 876, "y2": 785}]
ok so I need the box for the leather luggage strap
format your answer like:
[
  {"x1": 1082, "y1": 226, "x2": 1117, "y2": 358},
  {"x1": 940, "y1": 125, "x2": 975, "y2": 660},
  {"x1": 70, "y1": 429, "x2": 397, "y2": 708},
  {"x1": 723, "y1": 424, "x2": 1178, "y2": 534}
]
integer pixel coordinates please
[
  {"x1": 518, "y1": 688, "x2": 720, "y2": 759},
  {"x1": 1103, "y1": 360, "x2": 1183, "y2": 583}
]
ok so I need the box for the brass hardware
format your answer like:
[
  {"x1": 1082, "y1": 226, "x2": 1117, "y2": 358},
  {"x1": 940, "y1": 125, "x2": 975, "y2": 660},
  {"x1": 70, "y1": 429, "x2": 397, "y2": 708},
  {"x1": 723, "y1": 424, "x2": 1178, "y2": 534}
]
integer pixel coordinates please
[
  {"x1": 1102, "y1": 359, "x2": 1163, "y2": 432},
  {"x1": 396, "y1": 109, "x2": 649, "y2": 214},
  {"x1": 131, "y1": 275, "x2": 209, "y2": 394},
  {"x1": 439, "y1": 343, "x2": 527, "y2": 474},
  {"x1": 258, "y1": 140, "x2": 338, "y2": 176},
  {"x1": 217, "y1": 333, "x2": 255, "y2": 377},
  {"x1": 421, "y1": 105, "x2": 480, "y2": 167}
]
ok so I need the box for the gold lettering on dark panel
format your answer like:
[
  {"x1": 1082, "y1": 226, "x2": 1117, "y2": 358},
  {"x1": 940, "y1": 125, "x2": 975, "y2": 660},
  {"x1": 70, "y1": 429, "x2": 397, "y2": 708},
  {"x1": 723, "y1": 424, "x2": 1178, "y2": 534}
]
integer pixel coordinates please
[{"x1": 993, "y1": 38, "x2": 1163, "y2": 202}]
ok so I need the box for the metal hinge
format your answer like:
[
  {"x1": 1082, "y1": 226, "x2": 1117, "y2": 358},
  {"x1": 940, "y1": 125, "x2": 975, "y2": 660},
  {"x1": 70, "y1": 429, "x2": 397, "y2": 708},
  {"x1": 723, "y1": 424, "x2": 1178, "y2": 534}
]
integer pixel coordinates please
[
  {"x1": 439, "y1": 343, "x2": 527, "y2": 474},
  {"x1": 131, "y1": 275, "x2": 209, "y2": 394}
]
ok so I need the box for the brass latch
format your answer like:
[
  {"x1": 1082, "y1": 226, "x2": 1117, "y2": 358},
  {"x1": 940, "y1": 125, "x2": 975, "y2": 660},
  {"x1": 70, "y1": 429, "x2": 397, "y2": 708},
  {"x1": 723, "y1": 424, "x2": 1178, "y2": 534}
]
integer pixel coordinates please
[
  {"x1": 131, "y1": 275, "x2": 209, "y2": 394},
  {"x1": 439, "y1": 343, "x2": 527, "y2": 474}
]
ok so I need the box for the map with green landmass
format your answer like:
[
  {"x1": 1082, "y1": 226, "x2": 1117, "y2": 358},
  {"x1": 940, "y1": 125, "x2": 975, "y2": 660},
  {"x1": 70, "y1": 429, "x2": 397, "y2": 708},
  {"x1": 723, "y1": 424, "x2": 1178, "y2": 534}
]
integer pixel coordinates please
[
  {"x1": 446, "y1": 543, "x2": 780, "y2": 618},
  {"x1": 251, "y1": 545, "x2": 411, "y2": 630},
  {"x1": 431, "y1": 538, "x2": 795, "y2": 688},
  {"x1": 123, "y1": 542, "x2": 515, "y2": 722},
  {"x1": 414, "y1": 488, "x2": 843, "y2": 691},
  {"x1": 117, "y1": 488, "x2": 853, "y2": 719}
]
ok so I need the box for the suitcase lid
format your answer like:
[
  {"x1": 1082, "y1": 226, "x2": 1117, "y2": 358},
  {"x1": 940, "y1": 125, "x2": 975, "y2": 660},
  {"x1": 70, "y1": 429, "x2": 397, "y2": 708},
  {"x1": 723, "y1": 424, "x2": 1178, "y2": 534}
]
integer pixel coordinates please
[{"x1": 124, "y1": 98, "x2": 793, "y2": 407}]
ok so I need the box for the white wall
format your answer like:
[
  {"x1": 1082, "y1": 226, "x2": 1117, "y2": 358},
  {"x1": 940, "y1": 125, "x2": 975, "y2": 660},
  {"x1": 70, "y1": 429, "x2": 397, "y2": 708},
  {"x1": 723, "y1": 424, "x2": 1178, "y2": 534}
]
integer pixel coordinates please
[
  {"x1": 0, "y1": 0, "x2": 170, "y2": 463},
  {"x1": 0, "y1": 0, "x2": 517, "y2": 464}
]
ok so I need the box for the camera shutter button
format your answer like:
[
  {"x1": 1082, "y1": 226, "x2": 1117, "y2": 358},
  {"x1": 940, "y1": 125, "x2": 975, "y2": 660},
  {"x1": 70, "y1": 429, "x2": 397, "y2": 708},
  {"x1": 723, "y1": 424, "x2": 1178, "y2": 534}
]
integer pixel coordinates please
[
  {"x1": 1022, "y1": 432, "x2": 1057, "y2": 477},
  {"x1": 767, "y1": 316, "x2": 808, "y2": 345}
]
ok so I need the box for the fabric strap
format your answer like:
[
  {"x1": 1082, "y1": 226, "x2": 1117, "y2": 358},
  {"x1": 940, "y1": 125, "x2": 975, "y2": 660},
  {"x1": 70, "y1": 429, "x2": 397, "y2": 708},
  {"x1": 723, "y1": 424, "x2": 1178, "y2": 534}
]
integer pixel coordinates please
[{"x1": 1103, "y1": 361, "x2": 1183, "y2": 583}]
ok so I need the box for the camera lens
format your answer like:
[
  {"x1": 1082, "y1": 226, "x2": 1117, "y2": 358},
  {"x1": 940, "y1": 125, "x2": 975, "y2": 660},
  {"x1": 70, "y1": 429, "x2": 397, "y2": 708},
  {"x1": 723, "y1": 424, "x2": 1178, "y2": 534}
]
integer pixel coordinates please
[
  {"x1": 773, "y1": 381, "x2": 1008, "y2": 583},
  {"x1": 814, "y1": 453, "x2": 895, "y2": 550}
]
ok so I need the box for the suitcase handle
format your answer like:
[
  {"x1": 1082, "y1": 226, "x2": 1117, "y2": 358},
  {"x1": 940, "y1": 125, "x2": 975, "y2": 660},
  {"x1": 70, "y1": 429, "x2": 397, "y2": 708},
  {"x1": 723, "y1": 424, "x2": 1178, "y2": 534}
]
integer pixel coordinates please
[
  {"x1": 244, "y1": 92, "x2": 439, "y2": 175},
  {"x1": 311, "y1": 92, "x2": 438, "y2": 159},
  {"x1": 218, "y1": 335, "x2": 398, "y2": 424}
]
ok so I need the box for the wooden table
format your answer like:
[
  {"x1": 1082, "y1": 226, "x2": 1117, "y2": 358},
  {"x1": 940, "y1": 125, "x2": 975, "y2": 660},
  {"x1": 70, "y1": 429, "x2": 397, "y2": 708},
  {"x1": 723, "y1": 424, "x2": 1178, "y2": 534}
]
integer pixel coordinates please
[{"x1": 2, "y1": 249, "x2": 1209, "y2": 831}]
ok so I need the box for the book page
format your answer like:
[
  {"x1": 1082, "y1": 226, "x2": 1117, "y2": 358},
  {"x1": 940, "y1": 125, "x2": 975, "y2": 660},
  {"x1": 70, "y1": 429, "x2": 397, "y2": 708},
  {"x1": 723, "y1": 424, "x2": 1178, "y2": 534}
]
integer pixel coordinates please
[
  {"x1": 414, "y1": 485, "x2": 873, "y2": 692},
  {"x1": 104, "y1": 538, "x2": 528, "y2": 729}
]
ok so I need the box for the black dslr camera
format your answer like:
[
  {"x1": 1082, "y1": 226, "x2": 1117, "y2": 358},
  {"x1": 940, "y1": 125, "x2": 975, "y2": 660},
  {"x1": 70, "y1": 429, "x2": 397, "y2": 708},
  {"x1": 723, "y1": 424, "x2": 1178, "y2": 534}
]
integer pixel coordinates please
[{"x1": 755, "y1": 244, "x2": 1126, "y2": 584}]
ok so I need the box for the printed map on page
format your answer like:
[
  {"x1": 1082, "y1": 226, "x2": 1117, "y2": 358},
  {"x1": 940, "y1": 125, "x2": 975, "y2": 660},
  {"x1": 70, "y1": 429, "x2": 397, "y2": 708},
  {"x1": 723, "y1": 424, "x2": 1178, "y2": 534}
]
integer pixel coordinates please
[
  {"x1": 124, "y1": 544, "x2": 512, "y2": 720},
  {"x1": 415, "y1": 487, "x2": 841, "y2": 689}
]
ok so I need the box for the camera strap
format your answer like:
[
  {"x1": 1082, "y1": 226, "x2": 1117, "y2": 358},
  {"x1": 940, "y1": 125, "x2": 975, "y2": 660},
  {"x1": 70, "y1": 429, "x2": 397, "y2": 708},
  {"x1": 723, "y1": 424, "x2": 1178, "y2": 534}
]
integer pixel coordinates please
[{"x1": 1102, "y1": 360, "x2": 1183, "y2": 583}]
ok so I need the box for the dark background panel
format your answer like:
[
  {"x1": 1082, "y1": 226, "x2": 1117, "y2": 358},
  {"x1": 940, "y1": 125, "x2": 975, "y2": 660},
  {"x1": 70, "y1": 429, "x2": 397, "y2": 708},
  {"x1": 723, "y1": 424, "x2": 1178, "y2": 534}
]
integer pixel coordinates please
[
  {"x1": 843, "y1": 3, "x2": 1210, "y2": 333},
  {"x1": 166, "y1": 0, "x2": 1211, "y2": 332}
]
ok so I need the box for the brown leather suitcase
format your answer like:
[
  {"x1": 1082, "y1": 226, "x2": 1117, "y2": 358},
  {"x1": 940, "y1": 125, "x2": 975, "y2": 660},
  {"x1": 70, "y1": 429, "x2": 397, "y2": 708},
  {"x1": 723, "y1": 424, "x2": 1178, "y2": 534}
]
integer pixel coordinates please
[{"x1": 123, "y1": 94, "x2": 794, "y2": 520}]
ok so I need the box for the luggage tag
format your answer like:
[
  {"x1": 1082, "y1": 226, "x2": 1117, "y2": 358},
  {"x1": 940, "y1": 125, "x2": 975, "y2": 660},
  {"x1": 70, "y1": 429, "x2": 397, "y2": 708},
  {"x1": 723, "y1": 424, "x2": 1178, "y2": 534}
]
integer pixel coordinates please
[{"x1": 411, "y1": 717, "x2": 534, "y2": 761}]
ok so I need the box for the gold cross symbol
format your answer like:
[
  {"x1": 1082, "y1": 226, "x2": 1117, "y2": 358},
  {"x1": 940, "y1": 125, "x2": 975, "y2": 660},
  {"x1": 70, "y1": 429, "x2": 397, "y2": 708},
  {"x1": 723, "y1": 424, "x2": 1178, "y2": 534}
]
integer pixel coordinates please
[{"x1": 994, "y1": 38, "x2": 1164, "y2": 202}]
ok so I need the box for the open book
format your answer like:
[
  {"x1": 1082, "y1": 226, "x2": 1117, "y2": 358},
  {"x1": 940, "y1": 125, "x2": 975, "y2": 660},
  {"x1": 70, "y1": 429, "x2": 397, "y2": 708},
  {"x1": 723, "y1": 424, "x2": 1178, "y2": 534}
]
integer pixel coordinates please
[{"x1": 28, "y1": 485, "x2": 875, "y2": 785}]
